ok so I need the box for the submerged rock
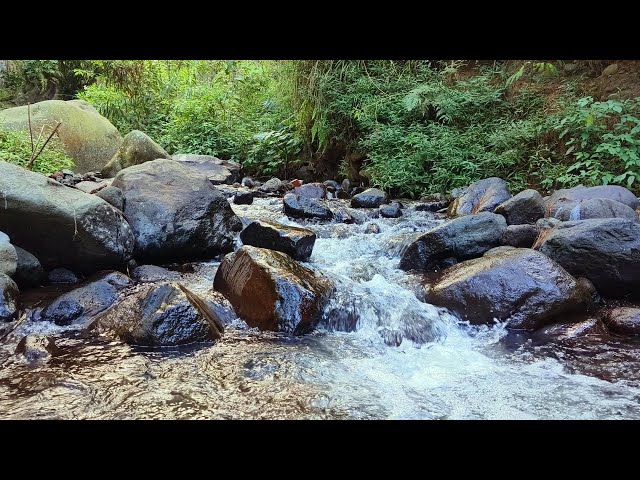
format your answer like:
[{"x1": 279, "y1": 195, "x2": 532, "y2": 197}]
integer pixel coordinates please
[
  {"x1": 283, "y1": 193, "x2": 333, "y2": 220},
  {"x1": 39, "y1": 271, "x2": 131, "y2": 326},
  {"x1": 240, "y1": 219, "x2": 316, "y2": 261},
  {"x1": 351, "y1": 188, "x2": 387, "y2": 208},
  {"x1": 494, "y1": 189, "x2": 545, "y2": 225},
  {"x1": 364, "y1": 223, "x2": 381, "y2": 234},
  {"x1": 0, "y1": 161, "x2": 134, "y2": 274},
  {"x1": 400, "y1": 213, "x2": 507, "y2": 272},
  {"x1": 15, "y1": 335, "x2": 61, "y2": 361},
  {"x1": 447, "y1": 177, "x2": 511, "y2": 216},
  {"x1": 214, "y1": 246, "x2": 334, "y2": 334},
  {"x1": 424, "y1": 248, "x2": 592, "y2": 330},
  {"x1": 0, "y1": 273, "x2": 19, "y2": 322},
  {"x1": 101, "y1": 130, "x2": 172, "y2": 177},
  {"x1": 91, "y1": 282, "x2": 224, "y2": 346},
  {"x1": 112, "y1": 158, "x2": 242, "y2": 263},
  {"x1": 537, "y1": 218, "x2": 640, "y2": 298},
  {"x1": 13, "y1": 246, "x2": 45, "y2": 289}
]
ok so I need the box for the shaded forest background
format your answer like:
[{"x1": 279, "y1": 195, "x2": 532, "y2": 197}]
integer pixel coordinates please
[{"x1": 2, "y1": 59, "x2": 640, "y2": 197}]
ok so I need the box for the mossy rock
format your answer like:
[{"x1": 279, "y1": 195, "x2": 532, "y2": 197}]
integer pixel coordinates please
[
  {"x1": 101, "y1": 130, "x2": 171, "y2": 178},
  {"x1": 0, "y1": 100, "x2": 122, "y2": 173}
]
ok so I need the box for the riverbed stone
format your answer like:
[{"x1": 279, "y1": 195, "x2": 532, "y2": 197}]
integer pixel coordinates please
[
  {"x1": 240, "y1": 219, "x2": 316, "y2": 262},
  {"x1": 448, "y1": 177, "x2": 511, "y2": 216}
]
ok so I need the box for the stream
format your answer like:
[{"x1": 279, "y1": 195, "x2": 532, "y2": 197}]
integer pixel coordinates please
[{"x1": 2, "y1": 196, "x2": 640, "y2": 419}]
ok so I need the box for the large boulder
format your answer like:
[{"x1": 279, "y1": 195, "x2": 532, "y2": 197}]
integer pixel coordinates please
[
  {"x1": 91, "y1": 282, "x2": 224, "y2": 346},
  {"x1": 283, "y1": 193, "x2": 333, "y2": 220},
  {"x1": 172, "y1": 154, "x2": 241, "y2": 185},
  {"x1": 214, "y1": 246, "x2": 334, "y2": 334},
  {"x1": 13, "y1": 246, "x2": 45, "y2": 289},
  {"x1": 549, "y1": 198, "x2": 638, "y2": 222},
  {"x1": 494, "y1": 189, "x2": 545, "y2": 225},
  {"x1": 0, "y1": 161, "x2": 134, "y2": 273},
  {"x1": 38, "y1": 271, "x2": 131, "y2": 326},
  {"x1": 0, "y1": 273, "x2": 19, "y2": 322},
  {"x1": 537, "y1": 218, "x2": 640, "y2": 298},
  {"x1": 240, "y1": 219, "x2": 316, "y2": 261},
  {"x1": 294, "y1": 183, "x2": 327, "y2": 199},
  {"x1": 351, "y1": 188, "x2": 387, "y2": 208},
  {"x1": 423, "y1": 248, "x2": 592, "y2": 330},
  {"x1": 399, "y1": 213, "x2": 507, "y2": 272},
  {"x1": 546, "y1": 185, "x2": 639, "y2": 215},
  {"x1": 448, "y1": 177, "x2": 512, "y2": 216},
  {"x1": 95, "y1": 186, "x2": 124, "y2": 211},
  {"x1": 101, "y1": 130, "x2": 171, "y2": 177},
  {"x1": 0, "y1": 99, "x2": 123, "y2": 173},
  {"x1": 111, "y1": 159, "x2": 243, "y2": 263},
  {"x1": 0, "y1": 231, "x2": 17, "y2": 277}
]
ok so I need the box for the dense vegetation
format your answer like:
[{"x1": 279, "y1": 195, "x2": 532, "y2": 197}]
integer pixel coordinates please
[{"x1": 1, "y1": 59, "x2": 639, "y2": 196}]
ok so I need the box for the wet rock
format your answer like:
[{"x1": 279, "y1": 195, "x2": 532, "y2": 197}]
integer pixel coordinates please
[
  {"x1": 15, "y1": 335, "x2": 61, "y2": 361},
  {"x1": 537, "y1": 218, "x2": 640, "y2": 298},
  {"x1": 533, "y1": 318, "x2": 608, "y2": 342},
  {"x1": 379, "y1": 327, "x2": 403, "y2": 347},
  {"x1": 13, "y1": 246, "x2": 45, "y2": 289},
  {"x1": 501, "y1": 224, "x2": 539, "y2": 248},
  {"x1": 101, "y1": 130, "x2": 172, "y2": 177},
  {"x1": 233, "y1": 191, "x2": 254, "y2": 205},
  {"x1": 351, "y1": 188, "x2": 387, "y2": 208},
  {"x1": 424, "y1": 248, "x2": 592, "y2": 330},
  {"x1": 214, "y1": 246, "x2": 334, "y2": 334},
  {"x1": 400, "y1": 213, "x2": 507, "y2": 272},
  {"x1": 95, "y1": 185, "x2": 124, "y2": 211},
  {"x1": 546, "y1": 185, "x2": 639, "y2": 214},
  {"x1": 323, "y1": 180, "x2": 340, "y2": 193},
  {"x1": 415, "y1": 201, "x2": 449, "y2": 212},
  {"x1": 241, "y1": 177, "x2": 255, "y2": 188},
  {"x1": 550, "y1": 198, "x2": 638, "y2": 222},
  {"x1": 48, "y1": 268, "x2": 79, "y2": 285},
  {"x1": 494, "y1": 189, "x2": 545, "y2": 225},
  {"x1": 39, "y1": 271, "x2": 131, "y2": 326},
  {"x1": 0, "y1": 231, "x2": 17, "y2": 277},
  {"x1": 283, "y1": 193, "x2": 333, "y2": 220},
  {"x1": 294, "y1": 182, "x2": 327, "y2": 199},
  {"x1": 172, "y1": 154, "x2": 241, "y2": 185},
  {"x1": 0, "y1": 99, "x2": 122, "y2": 173},
  {"x1": 379, "y1": 202, "x2": 402, "y2": 218},
  {"x1": 0, "y1": 161, "x2": 134, "y2": 274},
  {"x1": 365, "y1": 223, "x2": 381, "y2": 234},
  {"x1": 240, "y1": 219, "x2": 316, "y2": 262},
  {"x1": 341, "y1": 179, "x2": 352, "y2": 192},
  {"x1": 448, "y1": 177, "x2": 512, "y2": 216},
  {"x1": 601, "y1": 307, "x2": 640, "y2": 335},
  {"x1": 112, "y1": 159, "x2": 242, "y2": 263},
  {"x1": 0, "y1": 273, "x2": 19, "y2": 322},
  {"x1": 73, "y1": 180, "x2": 107, "y2": 194},
  {"x1": 131, "y1": 265, "x2": 179, "y2": 283},
  {"x1": 91, "y1": 282, "x2": 224, "y2": 346},
  {"x1": 259, "y1": 178, "x2": 283, "y2": 193}
]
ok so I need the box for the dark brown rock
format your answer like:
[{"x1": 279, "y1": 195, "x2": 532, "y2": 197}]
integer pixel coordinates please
[
  {"x1": 240, "y1": 219, "x2": 316, "y2": 261},
  {"x1": 213, "y1": 246, "x2": 334, "y2": 334},
  {"x1": 601, "y1": 307, "x2": 640, "y2": 335}
]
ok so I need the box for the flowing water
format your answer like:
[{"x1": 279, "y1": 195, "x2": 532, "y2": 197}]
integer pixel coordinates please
[{"x1": 2, "y1": 196, "x2": 640, "y2": 419}]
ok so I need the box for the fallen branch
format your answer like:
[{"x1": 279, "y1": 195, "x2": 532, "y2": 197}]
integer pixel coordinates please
[{"x1": 26, "y1": 121, "x2": 62, "y2": 171}]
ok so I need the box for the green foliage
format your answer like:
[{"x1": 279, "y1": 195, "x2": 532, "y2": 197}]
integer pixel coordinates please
[
  {"x1": 2, "y1": 60, "x2": 92, "y2": 100},
  {"x1": 555, "y1": 96, "x2": 640, "y2": 191},
  {"x1": 244, "y1": 125, "x2": 303, "y2": 177},
  {"x1": 0, "y1": 128, "x2": 75, "y2": 174}
]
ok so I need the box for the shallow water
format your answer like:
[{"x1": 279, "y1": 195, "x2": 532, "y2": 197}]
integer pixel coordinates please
[{"x1": 2, "y1": 196, "x2": 640, "y2": 419}]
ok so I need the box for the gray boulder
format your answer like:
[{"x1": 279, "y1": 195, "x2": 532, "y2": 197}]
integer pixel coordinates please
[
  {"x1": 400, "y1": 212, "x2": 507, "y2": 271},
  {"x1": 501, "y1": 224, "x2": 539, "y2": 248},
  {"x1": 424, "y1": 248, "x2": 592, "y2": 330},
  {"x1": 0, "y1": 161, "x2": 134, "y2": 273},
  {"x1": 172, "y1": 154, "x2": 241, "y2": 185},
  {"x1": 112, "y1": 159, "x2": 242, "y2": 263},
  {"x1": 101, "y1": 130, "x2": 172, "y2": 177},
  {"x1": 550, "y1": 197, "x2": 638, "y2": 222},
  {"x1": 283, "y1": 193, "x2": 333, "y2": 220},
  {"x1": 13, "y1": 246, "x2": 45, "y2": 288},
  {"x1": 448, "y1": 177, "x2": 511, "y2": 216},
  {"x1": 0, "y1": 231, "x2": 17, "y2": 278},
  {"x1": 546, "y1": 185, "x2": 639, "y2": 214},
  {"x1": 494, "y1": 189, "x2": 545, "y2": 225},
  {"x1": 95, "y1": 186, "x2": 124, "y2": 211},
  {"x1": 240, "y1": 219, "x2": 316, "y2": 261},
  {"x1": 351, "y1": 188, "x2": 387, "y2": 208}
]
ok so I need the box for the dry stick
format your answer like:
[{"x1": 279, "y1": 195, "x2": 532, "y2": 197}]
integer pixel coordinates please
[
  {"x1": 27, "y1": 102, "x2": 34, "y2": 159},
  {"x1": 28, "y1": 125, "x2": 46, "y2": 168},
  {"x1": 26, "y1": 121, "x2": 62, "y2": 171}
]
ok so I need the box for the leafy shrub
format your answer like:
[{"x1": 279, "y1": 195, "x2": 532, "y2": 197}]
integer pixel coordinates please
[
  {"x1": 0, "y1": 128, "x2": 75, "y2": 174},
  {"x1": 244, "y1": 125, "x2": 303, "y2": 177},
  {"x1": 555, "y1": 96, "x2": 640, "y2": 191}
]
